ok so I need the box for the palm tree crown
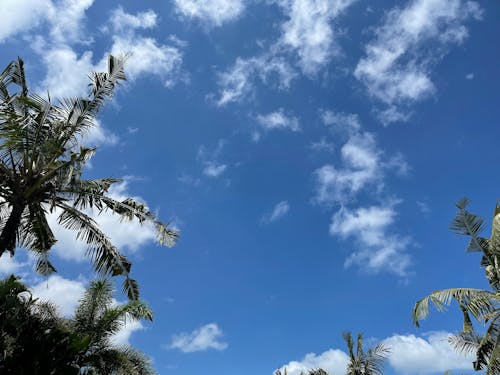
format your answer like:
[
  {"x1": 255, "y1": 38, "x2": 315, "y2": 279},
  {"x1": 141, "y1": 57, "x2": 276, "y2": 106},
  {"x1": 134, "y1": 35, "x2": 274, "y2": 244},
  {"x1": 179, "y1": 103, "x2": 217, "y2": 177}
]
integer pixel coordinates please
[
  {"x1": 0, "y1": 56, "x2": 178, "y2": 299},
  {"x1": 343, "y1": 332, "x2": 390, "y2": 375},
  {"x1": 412, "y1": 198, "x2": 500, "y2": 374}
]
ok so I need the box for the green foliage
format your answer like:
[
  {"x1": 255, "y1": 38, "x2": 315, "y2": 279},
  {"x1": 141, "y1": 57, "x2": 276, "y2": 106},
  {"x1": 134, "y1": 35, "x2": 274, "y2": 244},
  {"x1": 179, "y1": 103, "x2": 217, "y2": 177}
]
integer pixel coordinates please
[
  {"x1": 0, "y1": 275, "x2": 155, "y2": 374},
  {"x1": 343, "y1": 332, "x2": 390, "y2": 375},
  {"x1": 413, "y1": 199, "x2": 500, "y2": 374},
  {"x1": 0, "y1": 56, "x2": 178, "y2": 300}
]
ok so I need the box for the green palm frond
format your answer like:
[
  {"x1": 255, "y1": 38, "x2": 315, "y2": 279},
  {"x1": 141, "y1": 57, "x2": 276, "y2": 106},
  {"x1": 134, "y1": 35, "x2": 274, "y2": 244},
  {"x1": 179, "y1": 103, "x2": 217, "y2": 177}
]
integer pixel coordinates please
[{"x1": 413, "y1": 288, "x2": 498, "y2": 327}]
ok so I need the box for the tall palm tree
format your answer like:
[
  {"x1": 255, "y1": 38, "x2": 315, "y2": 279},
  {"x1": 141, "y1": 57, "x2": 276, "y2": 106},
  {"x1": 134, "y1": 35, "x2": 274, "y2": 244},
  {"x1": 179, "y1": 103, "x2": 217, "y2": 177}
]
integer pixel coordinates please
[
  {"x1": 70, "y1": 279, "x2": 156, "y2": 374},
  {"x1": 412, "y1": 198, "x2": 500, "y2": 374},
  {"x1": 343, "y1": 332, "x2": 390, "y2": 375},
  {"x1": 0, "y1": 56, "x2": 178, "y2": 299}
]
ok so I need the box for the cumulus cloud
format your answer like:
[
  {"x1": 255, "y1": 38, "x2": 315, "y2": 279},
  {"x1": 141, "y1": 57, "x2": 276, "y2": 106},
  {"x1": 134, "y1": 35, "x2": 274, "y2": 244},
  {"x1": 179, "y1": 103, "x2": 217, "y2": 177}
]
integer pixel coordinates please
[
  {"x1": 0, "y1": 253, "x2": 26, "y2": 276},
  {"x1": 27, "y1": 6, "x2": 184, "y2": 98},
  {"x1": 0, "y1": 0, "x2": 52, "y2": 42},
  {"x1": 354, "y1": 0, "x2": 482, "y2": 124},
  {"x1": 256, "y1": 109, "x2": 300, "y2": 133},
  {"x1": 110, "y1": 319, "x2": 146, "y2": 346},
  {"x1": 168, "y1": 323, "x2": 228, "y2": 352},
  {"x1": 331, "y1": 203, "x2": 412, "y2": 275},
  {"x1": 277, "y1": 0, "x2": 357, "y2": 75},
  {"x1": 275, "y1": 349, "x2": 349, "y2": 375},
  {"x1": 174, "y1": 0, "x2": 245, "y2": 27},
  {"x1": 261, "y1": 201, "x2": 290, "y2": 224},
  {"x1": 275, "y1": 332, "x2": 474, "y2": 375},
  {"x1": 383, "y1": 331, "x2": 474, "y2": 374},
  {"x1": 47, "y1": 180, "x2": 160, "y2": 262},
  {"x1": 216, "y1": 54, "x2": 296, "y2": 106},
  {"x1": 39, "y1": 47, "x2": 95, "y2": 98},
  {"x1": 30, "y1": 275, "x2": 86, "y2": 316}
]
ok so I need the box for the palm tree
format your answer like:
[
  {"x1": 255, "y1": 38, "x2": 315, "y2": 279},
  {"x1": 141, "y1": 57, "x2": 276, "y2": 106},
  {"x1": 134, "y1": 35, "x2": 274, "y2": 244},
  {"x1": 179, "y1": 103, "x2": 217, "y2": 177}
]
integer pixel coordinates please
[
  {"x1": 0, "y1": 275, "x2": 85, "y2": 374},
  {"x1": 412, "y1": 198, "x2": 500, "y2": 374},
  {"x1": 70, "y1": 279, "x2": 156, "y2": 374},
  {"x1": 0, "y1": 56, "x2": 178, "y2": 299},
  {"x1": 343, "y1": 332, "x2": 390, "y2": 375}
]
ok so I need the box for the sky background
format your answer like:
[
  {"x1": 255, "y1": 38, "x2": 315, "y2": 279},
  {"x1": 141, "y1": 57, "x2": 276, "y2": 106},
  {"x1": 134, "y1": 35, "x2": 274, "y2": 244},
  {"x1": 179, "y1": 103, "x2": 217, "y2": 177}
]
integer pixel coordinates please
[{"x1": 0, "y1": 0, "x2": 499, "y2": 374}]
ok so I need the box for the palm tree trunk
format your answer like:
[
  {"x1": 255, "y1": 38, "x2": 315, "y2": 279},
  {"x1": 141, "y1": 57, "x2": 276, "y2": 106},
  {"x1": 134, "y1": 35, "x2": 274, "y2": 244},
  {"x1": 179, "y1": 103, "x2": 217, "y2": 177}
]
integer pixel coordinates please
[{"x1": 0, "y1": 201, "x2": 25, "y2": 256}]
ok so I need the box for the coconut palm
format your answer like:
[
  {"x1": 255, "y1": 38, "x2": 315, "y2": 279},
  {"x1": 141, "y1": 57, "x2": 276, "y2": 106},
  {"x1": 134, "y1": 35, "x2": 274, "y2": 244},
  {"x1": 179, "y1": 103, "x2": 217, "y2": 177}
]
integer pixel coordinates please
[
  {"x1": 412, "y1": 198, "x2": 500, "y2": 374},
  {"x1": 343, "y1": 332, "x2": 390, "y2": 375},
  {"x1": 0, "y1": 56, "x2": 178, "y2": 299},
  {"x1": 70, "y1": 279, "x2": 156, "y2": 374}
]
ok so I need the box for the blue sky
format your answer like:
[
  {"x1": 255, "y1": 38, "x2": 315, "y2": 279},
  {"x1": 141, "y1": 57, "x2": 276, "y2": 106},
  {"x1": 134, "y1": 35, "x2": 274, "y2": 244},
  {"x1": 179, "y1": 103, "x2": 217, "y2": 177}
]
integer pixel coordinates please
[{"x1": 0, "y1": 0, "x2": 499, "y2": 374}]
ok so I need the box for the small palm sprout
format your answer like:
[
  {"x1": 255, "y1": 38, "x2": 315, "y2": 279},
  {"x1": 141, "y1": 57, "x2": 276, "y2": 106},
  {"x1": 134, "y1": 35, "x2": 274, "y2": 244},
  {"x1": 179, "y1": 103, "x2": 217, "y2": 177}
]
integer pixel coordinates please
[
  {"x1": 0, "y1": 56, "x2": 178, "y2": 299},
  {"x1": 413, "y1": 198, "x2": 500, "y2": 374}
]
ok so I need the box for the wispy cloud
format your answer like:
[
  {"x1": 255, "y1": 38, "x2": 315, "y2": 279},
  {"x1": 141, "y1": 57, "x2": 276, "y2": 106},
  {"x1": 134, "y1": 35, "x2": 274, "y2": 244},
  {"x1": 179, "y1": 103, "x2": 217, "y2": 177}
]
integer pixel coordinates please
[
  {"x1": 174, "y1": 0, "x2": 245, "y2": 27},
  {"x1": 215, "y1": 53, "x2": 296, "y2": 106},
  {"x1": 197, "y1": 140, "x2": 228, "y2": 178},
  {"x1": 168, "y1": 323, "x2": 228, "y2": 353},
  {"x1": 254, "y1": 109, "x2": 300, "y2": 140},
  {"x1": 313, "y1": 110, "x2": 411, "y2": 275},
  {"x1": 261, "y1": 201, "x2": 290, "y2": 224},
  {"x1": 354, "y1": 0, "x2": 482, "y2": 124}
]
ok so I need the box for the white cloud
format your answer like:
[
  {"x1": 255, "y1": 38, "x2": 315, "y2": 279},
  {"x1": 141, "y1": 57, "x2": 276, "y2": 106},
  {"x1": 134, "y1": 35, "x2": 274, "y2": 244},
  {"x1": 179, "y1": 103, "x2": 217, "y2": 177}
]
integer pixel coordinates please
[
  {"x1": 203, "y1": 162, "x2": 227, "y2": 177},
  {"x1": 262, "y1": 201, "x2": 290, "y2": 224},
  {"x1": 310, "y1": 137, "x2": 335, "y2": 153},
  {"x1": 321, "y1": 110, "x2": 361, "y2": 134},
  {"x1": 0, "y1": 253, "x2": 26, "y2": 276},
  {"x1": 313, "y1": 110, "x2": 411, "y2": 275},
  {"x1": 313, "y1": 132, "x2": 381, "y2": 205},
  {"x1": 275, "y1": 349, "x2": 349, "y2": 375},
  {"x1": 174, "y1": 0, "x2": 245, "y2": 27},
  {"x1": 109, "y1": 7, "x2": 157, "y2": 32},
  {"x1": 197, "y1": 140, "x2": 228, "y2": 178},
  {"x1": 30, "y1": 275, "x2": 86, "y2": 316},
  {"x1": 109, "y1": 319, "x2": 146, "y2": 347},
  {"x1": 465, "y1": 72, "x2": 474, "y2": 80},
  {"x1": 275, "y1": 332, "x2": 474, "y2": 375},
  {"x1": 0, "y1": 0, "x2": 52, "y2": 42},
  {"x1": 330, "y1": 204, "x2": 411, "y2": 275},
  {"x1": 39, "y1": 47, "x2": 94, "y2": 98},
  {"x1": 33, "y1": 7, "x2": 184, "y2": 98},
  {"x1": 277, "y1": 0, "x2": 357, "y2": 75},
  {"x1": 383, "y1": 331, "x2": 474, "y2": 374},
  {"x1": 355, "y1": 0, "x2": 482, "y2": 124},
  {"x1": 108, "y1": 35, "x2": 183, "y2": 87},
  {"x1": 81, "y1": 120, "x2": 119, "y2": 147},
  {"x1": 47, "y1": 180, "x2": 160, "y2": 262},
  {"x1": 168, "y1": 323, "x2": 228, "y2": 353},
  {"x1": 216, "y1": 54, "x2": 296, "y2": 106},
  {"x1": 256, "y1": 109, "x2": 300, "y2": 132}
]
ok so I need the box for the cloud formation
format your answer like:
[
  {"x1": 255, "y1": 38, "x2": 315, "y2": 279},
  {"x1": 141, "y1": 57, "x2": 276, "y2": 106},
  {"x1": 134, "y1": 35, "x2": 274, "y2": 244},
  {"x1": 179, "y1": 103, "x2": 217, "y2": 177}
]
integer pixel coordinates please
[
  {"x1": 355, "y1": 0, "x2": 482, "y2": 124},
  {"x1": 168, "y1": 323, "x2": 228, "y2": 352},
  {"x1": 261, "y1": 201, "x2": 290, "y2": 224},
  {"x1": 174, "y1": 0, "x2": 245, "y2": 27},
  {"x1": 276, "y1": 331, "x2": 474, "y2": 375},
  {"x1": 313, "y1": 110, "x2": 411, "y2": 275},
  {"x1": 30, "y1": 275, "x2": 86, "y2": 316},
  {"x1": 277, "y1": 0, "x2": 357, "y2": 75}
]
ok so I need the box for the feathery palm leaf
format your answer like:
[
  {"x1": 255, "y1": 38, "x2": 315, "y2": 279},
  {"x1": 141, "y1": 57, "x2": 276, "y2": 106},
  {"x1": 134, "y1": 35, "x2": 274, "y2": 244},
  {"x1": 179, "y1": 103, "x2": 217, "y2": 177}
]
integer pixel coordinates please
[
  {"x1": 0, "y1": 56, "x2": 178, "y2": 300},
  {"x1": 413, "y1": 199, "x2": 500, "y2": 374}
]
